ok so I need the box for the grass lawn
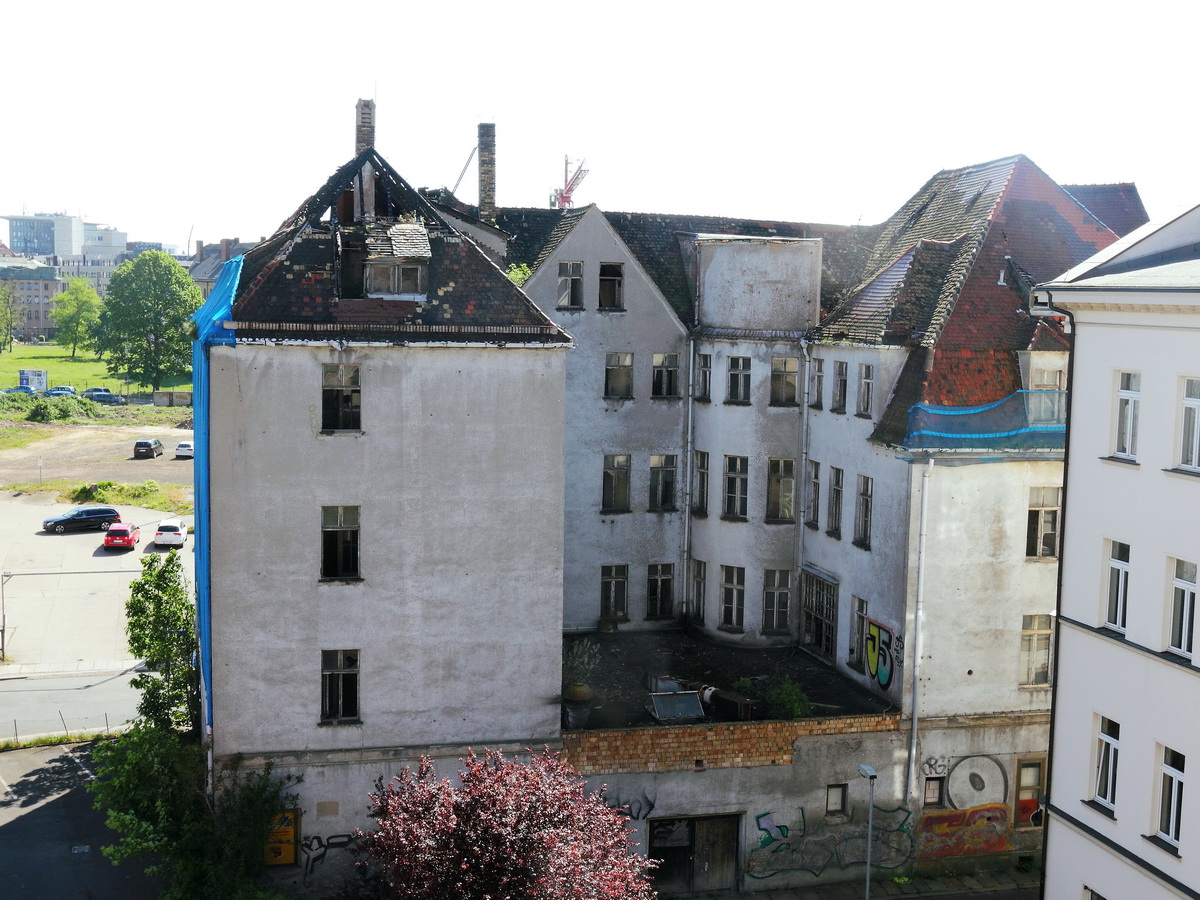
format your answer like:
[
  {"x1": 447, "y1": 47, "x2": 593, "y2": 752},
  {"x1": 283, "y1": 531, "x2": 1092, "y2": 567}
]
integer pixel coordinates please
[{"x1": 0, "y1": 342, "x2": 193, "y2": 393}]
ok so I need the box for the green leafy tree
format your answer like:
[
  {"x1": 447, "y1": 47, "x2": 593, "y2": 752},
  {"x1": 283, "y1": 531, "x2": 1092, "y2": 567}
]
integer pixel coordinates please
[
  {"x1": 126, "y1": 549, "x2": 201, "y2": 735},
  {"x1": 50, "y1": 277, "x2": 102, "y2": 357},
  {"x1": 505, "y1": 262, "x2": 532, "y2": 287},
  {"x1": 99, "y1": 250, "x2": 201, "y2": 389},
  {"x1": 0, "y1": 282, "x2": 22, "y2": 352}
]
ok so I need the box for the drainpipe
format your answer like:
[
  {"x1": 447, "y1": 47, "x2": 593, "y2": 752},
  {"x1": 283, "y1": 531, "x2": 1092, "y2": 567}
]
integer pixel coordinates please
[
  {"x1": 683, "y1": 339, "x2": 697, "y2": 621},
  {"x1": 797, "y1": 342, "x2": 813, "y2": 612},
  {"x1": 904, "y1": 457, "x2": 934, "y2": 806}
]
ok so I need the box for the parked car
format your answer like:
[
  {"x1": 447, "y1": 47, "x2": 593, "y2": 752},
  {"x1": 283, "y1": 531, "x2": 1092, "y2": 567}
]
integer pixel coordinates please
[
  {"x1": 134, "y1": 438, "x2": 165, "y2": 458},
  {"x1": 3, "y1": 385, "x2": 35, "y2": 394},
  {"x1": 174, "y1": 441, "x2": 194, "y2": 459},
  {"x1": 81, "y1": 387, "x2": 127, "y2": 405},
  {"x1": 103, "y1": 522, "x2": 141, "y2": 550},
  {"x1": 50, "y1": 385, "x2": 76, "y2": 394},
  {"x1": 42, "y1": 506, "x2": 121, "y2": 534},
  {"x1": 43, "y1": 388, "x2": 75, "y2": 398},
  {"x1": 153, "y1": 519, "x2": 187, "y2": 547}
]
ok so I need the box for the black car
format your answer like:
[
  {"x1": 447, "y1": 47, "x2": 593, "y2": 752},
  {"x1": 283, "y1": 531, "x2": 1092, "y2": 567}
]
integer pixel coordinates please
[
  {"x1": 134, "y1": 438, "x2": 165, "y2": 458},
  {"x1": 42, "y1": 506, "x2": 122, "y2": 534}
]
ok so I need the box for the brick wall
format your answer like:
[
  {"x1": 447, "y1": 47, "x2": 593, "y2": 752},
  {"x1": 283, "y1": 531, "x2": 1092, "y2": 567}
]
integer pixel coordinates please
[{"x1": 562, "y1": 713, "x2": 900, "y2": 776}]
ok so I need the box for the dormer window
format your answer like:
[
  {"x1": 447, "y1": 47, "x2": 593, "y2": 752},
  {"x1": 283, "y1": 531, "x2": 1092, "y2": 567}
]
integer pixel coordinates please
[{"x1": 365, "y1": 260, "x2": 427, "y2": 299}]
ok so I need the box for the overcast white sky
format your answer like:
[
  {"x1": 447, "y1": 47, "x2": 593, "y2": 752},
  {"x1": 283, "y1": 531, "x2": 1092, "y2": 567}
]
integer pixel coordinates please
[{"x1": 3, "y1": 1, "x2": 1196, "y2": 253}]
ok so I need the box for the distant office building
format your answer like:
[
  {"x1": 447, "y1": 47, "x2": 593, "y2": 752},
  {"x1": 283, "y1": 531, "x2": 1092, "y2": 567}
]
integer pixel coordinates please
[{"x1": 4, "y1": 213, "x2": 127, "y2": 260}]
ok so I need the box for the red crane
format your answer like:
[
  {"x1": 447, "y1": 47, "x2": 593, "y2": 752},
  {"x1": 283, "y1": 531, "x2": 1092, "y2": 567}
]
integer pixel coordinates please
[{"x1": 550, "y1": 156, "x2": 589, "y2": 209}]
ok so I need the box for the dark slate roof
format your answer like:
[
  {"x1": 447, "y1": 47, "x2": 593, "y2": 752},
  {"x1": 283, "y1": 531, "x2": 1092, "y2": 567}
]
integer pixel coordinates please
[
  {"x1": 1062, "y1": 183, "x2": 1150, "y2": 238},
  {"x1": 229, "y1": 150, "x2": 568, "y2": 344},
  {"x1": 842, "y1": 156, "x2": 1117, "y2": 447}
]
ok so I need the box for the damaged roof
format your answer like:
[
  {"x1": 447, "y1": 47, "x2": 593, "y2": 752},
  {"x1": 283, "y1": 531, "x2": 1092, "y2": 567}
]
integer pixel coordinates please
[
  {"x1": 228, "y1": 149, "x2": 569, "y2": 344},
  {"x1": 1063, "y1": 182, "x2": 1150, "y2": 239},
  {"x1": 814, "y1": 155, "x2": 1120, "y2": 448}
]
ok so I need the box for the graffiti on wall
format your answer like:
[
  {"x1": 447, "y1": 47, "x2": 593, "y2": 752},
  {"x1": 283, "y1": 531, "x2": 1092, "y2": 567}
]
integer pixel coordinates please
[
  {"x1": 301, "y1": 832, "x2": 357, "y2": 879},
  {"x1": 865, "y1": 619, "x2": 902, "y2": 690},
  {"x1": 747, "y1": 804, "x2": 914, "y2": 879},
  {"x1": 605, "y1": 787, "x2": 657, "y2": 821},
  {"x1": 918, "y1": 754, "x2": 1012, "y2": 859}
]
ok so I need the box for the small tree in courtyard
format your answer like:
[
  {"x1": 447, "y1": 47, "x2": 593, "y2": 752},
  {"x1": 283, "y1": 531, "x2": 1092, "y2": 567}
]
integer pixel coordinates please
[
  {"x1": 50, "y1": 277, "x2": 102, "y2": 357},
  {"x1": 353, "y1": 748, "x2": 657, "y2": 900}
]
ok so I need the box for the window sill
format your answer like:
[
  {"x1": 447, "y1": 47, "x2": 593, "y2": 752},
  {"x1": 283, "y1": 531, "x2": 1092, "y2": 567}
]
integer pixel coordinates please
[
  {"x1": 723, "y1": 400, "x2": 751, "y2": 406},
  {"x1": 804, "y1": 520, "x2": 819, "y2": 531},
  {"x1": 1082, "y1": 798, "x2": 1115, "y2": 819},
  {"x1": 769, "y1": 401, "x2": 800, "y2": 408},
  {"x1": 720, "y1": 514, "x2": 748, "y2": 523},
  {"x1": 855, "y1": 412, "x2": 873, "y2": 420},
  {"x1": 645, "y1": 615, "x2": 676, "y2": 621},
  {"x1": 1025, "y1": 555, "x2": 1058, "y2": 563},
  {"x1": 600, "y1": 508, "x2": 632, "y2": 516},
  {"x1": 717, "y1": 624, "x2": 745, "y2": 634},
  {"x1": 824, "y1": 813, "x2": 850, "y2": 825},
  {"x1": 1019, "y1": 683, "x2": 1052, "y2": 692},
  {"x1": 597, "y1": 307, "x2": 626, "y2": 313},
  {"x1": 847, "y1": 661, "x2": 864, "y2": 673},
  {"x1": 1164, "y1": 466, "x2": 1200, "y2": 479},
  {"x1": 651, "y1": 395, "x2": 681, "y2": 401},
  {"x1": 649, "y1": 506, "x2": 679, "y2": 514},
  {"x1": 1143, "y1": 833, "x2": 1181, "y2": 857},
  {"x1": 765, "y1": 517, "x2": 795, "y2": 525},
  {"x1": 319, "y1": 576, "x2": 364, "y2": 584},
  {"x1": 808, "y1": 402, "x2": 823, "y2": 410},
  {"x1": 852, "y1": 539, "x2": 871, "y2": 551},
  {"x1": 826, "y1": 529, "x2": 842, "y2": 540},
  {"x1": 603, "y1": 395, "x2": 634, "y2": 402},
  {"x1": 1099, "y1": 454, "x2": 1139, "y2": 466},
  {"x1": 318, "y1": 429, "x2": 365, "y2": 436},
  {"x1": 694, "y1": 396, "x2": 711, "y2": 404},
  {"x1": 830, "y1": 407, "x2": 847, "y2": 415},
  {"x1": 691, "y1": 508, "x2": 708, "y2": 518},
  {"x1": 762, "y1": 629, "x2": 791, "y2": 636},
  {"x1": 557, "y1": 305, "x2": 584, "y2": 312},
  {"x1": 318, "y1": 718, "x2": 362, "y2": 727}
]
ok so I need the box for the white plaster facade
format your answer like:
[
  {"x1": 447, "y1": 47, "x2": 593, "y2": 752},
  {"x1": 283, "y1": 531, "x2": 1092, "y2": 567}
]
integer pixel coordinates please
[{"x1": 1038, "y1": 207, "x2": 1200, "y2": 899}]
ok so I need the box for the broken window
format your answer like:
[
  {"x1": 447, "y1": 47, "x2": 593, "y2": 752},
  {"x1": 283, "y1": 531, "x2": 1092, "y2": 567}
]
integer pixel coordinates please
[
  {"x1": 598, "y1": 263, "x2": 624, "y2": 310},
  {"x1": 321, "y1": 649, "x2": 360, "y2": 724},
  {"x1": 558, "y1": 261, "x2": 583, "y2": 308},
  {"x1": 604, "y1": 352, "x2": 633, "y2": 399},
  {"x1": 321, "y1": 506, "x2": 360, "y2": 579},
  {"x1": 727, "y1": 357, "x2": 750, "y2": 403},
  {"x1": 763, "y1": 569, "x2": 791, "y2": 632},
  {"x1": 770, "y1": 357, "x2": 799, "y2": 405},
  {"x1": 801, "y1": 569, "x2": 837, "y2": 659},
  {"x1": 602, "y1": 454, "x2": 630, "y2": 512},
  {"x1": 720, "y1": 565, "x2": 745, "y2": 629},
  {"x1": 647, "y1": 563, "x2": 674, "y2": 619},
  {"x1": 649, "y1": 454, "x2": 677, "y2": 511},
  {"x1": 695, "y1": 353, "x2": 711, "y2": 401},
  {"x1": 322, "y1": 364, "x2": 361, "y2": 431},
  {"x1": 601, "y1": 565, "x2": 628, "y2": 619},
  {"x1": 652, "y1": 353, "x2": 679, "y2": 398},
  {"x1": 766, "y1": 458, "x2": 794, "y2": 521},
  {"x1": 1026, "y1": 487, "x2": 1062, "y2": 558}
]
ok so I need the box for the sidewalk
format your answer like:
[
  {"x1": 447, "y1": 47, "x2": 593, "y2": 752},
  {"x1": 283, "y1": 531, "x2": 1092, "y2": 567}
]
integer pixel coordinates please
[
  {"x1": 673, "y1": 862, "x2": 1041, "y2": 899},
  {"x1": 0, "y1": 659, "x2": 140, "y2": 679}
]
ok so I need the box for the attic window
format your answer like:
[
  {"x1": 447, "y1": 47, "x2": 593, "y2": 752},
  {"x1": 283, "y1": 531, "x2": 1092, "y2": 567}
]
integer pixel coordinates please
[{"x1": 365, "y1": 261, "x2": 426, "y2": 298}]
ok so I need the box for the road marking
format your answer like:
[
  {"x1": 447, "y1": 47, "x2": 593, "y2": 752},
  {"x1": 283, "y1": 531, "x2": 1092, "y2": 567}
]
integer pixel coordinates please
[
  {"x1": 0, "y1": 772, "x2": 15, "y2": 801},
  {"x1": 66, "y1": 747, "x2": 96, "y2": 781}
]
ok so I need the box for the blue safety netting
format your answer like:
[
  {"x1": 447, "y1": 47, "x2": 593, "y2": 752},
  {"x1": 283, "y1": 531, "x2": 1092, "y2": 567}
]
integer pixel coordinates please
[
  {"x1": 906, "y1": 390, "x2": 1066, "y2": 451},
  {"x1": 191, "y1": 256, "x2": 242, "y2": 729}
]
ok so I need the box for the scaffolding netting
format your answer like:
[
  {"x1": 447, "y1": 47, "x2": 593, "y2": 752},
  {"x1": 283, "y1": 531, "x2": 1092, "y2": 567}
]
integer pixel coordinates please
[{"x1": 906, "y1": 391, "x2": 1066, "y2": 451}]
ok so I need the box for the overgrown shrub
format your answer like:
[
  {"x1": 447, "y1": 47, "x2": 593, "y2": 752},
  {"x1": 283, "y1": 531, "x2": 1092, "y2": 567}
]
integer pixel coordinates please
[{"x1": 766, "y1": 676, "x2": 812, "y2": 719}]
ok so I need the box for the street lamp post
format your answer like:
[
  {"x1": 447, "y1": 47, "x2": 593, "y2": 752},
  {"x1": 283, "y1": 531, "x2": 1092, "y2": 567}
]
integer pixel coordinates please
[{"x1": 858, "y1": 763, "x2": 877, "y2": 900}]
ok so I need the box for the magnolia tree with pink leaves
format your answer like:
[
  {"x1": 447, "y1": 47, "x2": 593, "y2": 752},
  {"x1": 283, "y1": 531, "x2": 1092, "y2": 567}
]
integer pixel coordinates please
[{"x1": 353, "y1": 748, "x2": 658, "y2": 899}]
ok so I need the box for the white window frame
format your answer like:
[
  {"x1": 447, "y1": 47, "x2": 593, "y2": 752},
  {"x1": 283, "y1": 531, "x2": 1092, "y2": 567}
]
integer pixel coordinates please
[
  {"x1": 1094, "y1": 716, "x2": 1119, "y2": 810},
  {"x1": 1020, "y1": 614, "x2": 1052, "y2": 686},
  {"x1": 646, "y1": 563, "x2": 674, "y2": 619},
  {"x1": 763, "y1": 569, "x2": 791, "y2": 633},
  {"x1": 853, "y1": 474, "x2": 873, "y2": 548},
  {"x1": 724, "y1": 455, "x2": 748, "y2": 519},
  {"x1": 1181, "y1": 377, "x2": 1200, "y2": 470},
  {"x1": 770, "y1": 356, "x2": 799, "y2": 405},
  {"x1": 1105, "y1": 541, "x2": 1130, "y2": 631},
  {"x1": 721, "y1": 565, "x2": 745, "y2": 629},
  {"x1": 810, "y1": 357, "x2": 824, "y2": 408},
  {"x1": 1158, "y1": 746, "x2": 1186, "y2": 846},
  {"x1": 1171, "y1": 559, "x2": 1197, "y2": 659},
  {"x1": 557, "y1": 261, "x2": 583, "y2": 308},
  {"x1": 1026, "y1": 487, "x2": 1062, "y2": 558},
  {"x1": 1114, "y1": 371, "x2": 1140, "y2": 460},
  {"x1": 727, "y1": 357, "x2": 751, "y2": 403},
  {"x1": 832, "y1": 360, "x2": 848, "y2": 411},
  {"x1": 857, "y1": 363, "x2": 874, "y2": 417},
  {"x1": 695, "y1": 353, "x2": 712, "y2": 401},
  {"x1": 601, "y1": 564, "x2": 628, "y2": 619}
]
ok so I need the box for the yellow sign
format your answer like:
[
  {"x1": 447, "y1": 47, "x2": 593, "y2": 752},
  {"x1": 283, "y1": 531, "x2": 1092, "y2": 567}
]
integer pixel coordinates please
[{"x1": 264, "y1": 808, "x2": 299, "y2": 866}]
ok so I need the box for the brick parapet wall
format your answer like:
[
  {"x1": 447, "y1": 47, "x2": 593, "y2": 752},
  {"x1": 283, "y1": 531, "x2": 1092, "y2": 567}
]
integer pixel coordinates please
[{"x1": 561, "y1": 713, "x2": 900, "y2": 776}]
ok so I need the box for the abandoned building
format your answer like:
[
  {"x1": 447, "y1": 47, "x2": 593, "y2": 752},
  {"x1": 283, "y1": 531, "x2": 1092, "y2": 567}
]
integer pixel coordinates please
[{"x1": 192, "y1": 104, "x2": 1149, "y2": 892}]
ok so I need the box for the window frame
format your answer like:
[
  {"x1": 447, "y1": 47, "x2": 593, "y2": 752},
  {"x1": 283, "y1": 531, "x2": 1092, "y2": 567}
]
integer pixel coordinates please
[
  {"x1": 646, "y1": 563, "x2": 675, "y2": 619},
  {"x1": 1158, "y1": 746, "x2": 1186, "y2": 847},
  {"x1": 1105, "y1": 540, "x2": 1130, "y2": 631},
  {"x1": 856, "y1": 363, "x2": 874, "y2": 417},
  {"x1": 1181, "y1": 377, "x2": 1200, "y2": 471},
  {"x1": 726, "y1": 357, "x2": 751, "y2": 404},
  {"x1": 320, "y1": 649, "x2": 360, "y2": 725},
  {"x1": 601, "y1": 564, "x2": 629, "y2": 620},
  {"x1": 720, "y1": 565, "x2": 745, "y2": 630},
  {"x1": 801, "y1": 569, "x2": 838, "y2": 659},
  {"x1": 321, "y1": 364, "x2": 362, "y2": 432},
  {"x1": 826, "y1": 783, "x2": 848, "y2": 816},
  {"x1": 805, "y1": 460, "x2": 820, "y2": 529},
  {"x1": 1026, "y1": 487, "x2": 1062, "y2": 558},
  {"x1": 1170, "y1": 559, "x2": 1197, "y2": 659},
  {"x1": 1114, "y1": 371, "x2": 1140, "y2": 460},
  {"x1": 602, "y1": 454, "x2": 631, "y2": 513},
  {"x1": 766, "y1": 458, "x2": 795, "y2": 522},
  {"x1": 828, "y1": 467, "x2": 844, "y2": 539},
  {"x1": 693, "y1": 450, "x2": 709, "y2": 516},
  {"x1": 558, "y1": 261, "x2": 583, "y2": 308},
  {"x1": 1094, "y1": 716, "x2": 1120, "y2": 810},
  {"x1": 809, "y1": 357, "x2": 824, "y2": 409},
  {"x1": 1016, "y1": 758, "x2": 1046, "y2": 827},
  {"x1": 924, "y1": 776, "x2": 946, "y2": 807},
  {"x1": 1019, "y1": 614, "x2": 1052, "y2": 687},
  {"x1": 649, "y1": 454, "x2": 677, "y2": 512},
  {"x1": 604, "y1": 352, "x2": 634, "y2": 399},
  {"x1": 695, "y1": 353, "x2": 712, "y2": 401},
  {"x1": 770, "y1": 356, "x2": 799, "y2": 405},
  {"x1": 723, "y1": 455, "x2": 749, "y2": 519},
  {"x1": 651, "y1": 353, "x2": 679, "y2": 398},
  {"x1": 365, "y1": 260, "x2": 426, "y2": 296},
  {"x1": 320, "y1": 505, "x2": 361, "y2": 580},
  {"x1": 691, "y1": 559, "x2": 707, "y2": 623},
  {"x1": 853, "y1": 474, "x2": 873, "y2": 549},
  {"x1": 850, "y1": 596, "x2": 868, "y2": 671},
  {"x1": 598, "y1": 262, "x2": 624, "y2": 310},
  {"x1": 832, "y1": 360, "x2": 848, "y2": 412},
  {"x1": 763, "y1": 569, "x2": 791, "y2": 633}
]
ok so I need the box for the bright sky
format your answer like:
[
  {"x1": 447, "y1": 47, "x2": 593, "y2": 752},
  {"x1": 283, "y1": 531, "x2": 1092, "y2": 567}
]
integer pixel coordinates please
[{"x1": 4, "y1": 1, "x2": 1196, "y2": 253}]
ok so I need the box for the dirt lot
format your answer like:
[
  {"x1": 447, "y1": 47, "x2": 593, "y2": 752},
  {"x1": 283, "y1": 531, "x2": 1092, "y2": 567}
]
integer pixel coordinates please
[{"x1": 0, "y1": 422, "x2": 194, "y2": 486}]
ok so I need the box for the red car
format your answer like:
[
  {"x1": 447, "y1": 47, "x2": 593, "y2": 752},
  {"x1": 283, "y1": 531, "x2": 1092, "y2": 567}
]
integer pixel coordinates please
[{"x1": 103, "y1": 522, "x2": 141, "y2": 550}]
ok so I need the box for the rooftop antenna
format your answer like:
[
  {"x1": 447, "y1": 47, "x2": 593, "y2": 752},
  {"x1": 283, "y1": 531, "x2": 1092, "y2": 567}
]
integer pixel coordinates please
[{"x1": 550, "y1": 156, "x2": 588, "y2": 209}]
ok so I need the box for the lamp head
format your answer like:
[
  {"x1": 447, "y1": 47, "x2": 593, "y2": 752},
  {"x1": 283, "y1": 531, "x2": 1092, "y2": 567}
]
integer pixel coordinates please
[{"x1": 858, "y1": 763, "x2": 877, "y2": 780}]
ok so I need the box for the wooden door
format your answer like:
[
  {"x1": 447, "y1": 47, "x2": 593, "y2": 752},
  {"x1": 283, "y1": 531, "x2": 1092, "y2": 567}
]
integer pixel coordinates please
[{"x1": 691, "y1": 816, "x2": 739, "y2": 891}]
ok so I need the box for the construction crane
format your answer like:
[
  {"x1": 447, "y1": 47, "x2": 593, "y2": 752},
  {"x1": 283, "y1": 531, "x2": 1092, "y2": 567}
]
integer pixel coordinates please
[{"x1": 550, "y1": 156, "x2": 589, "y2": 209}]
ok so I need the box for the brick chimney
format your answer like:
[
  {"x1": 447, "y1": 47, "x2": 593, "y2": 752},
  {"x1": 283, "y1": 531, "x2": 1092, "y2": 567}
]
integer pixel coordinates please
[
  {"x1": 478, "y1": 123, "x2": 496, "y2": 223},
  {"x1": 195, "y1": 240, "x2": 203, "y2": 261},
  {"x1": 356, "y1": 99, "x2": 376, "y2": 155}
]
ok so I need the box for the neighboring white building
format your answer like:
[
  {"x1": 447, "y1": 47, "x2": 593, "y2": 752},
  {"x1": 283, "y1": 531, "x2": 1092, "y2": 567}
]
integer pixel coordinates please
[
  {"x1": 193, "y1": 105, "x2": 571, "y2": 889},
  {"x1": 1037, "y1": 206, "x2": 1200, "y2": 898}
]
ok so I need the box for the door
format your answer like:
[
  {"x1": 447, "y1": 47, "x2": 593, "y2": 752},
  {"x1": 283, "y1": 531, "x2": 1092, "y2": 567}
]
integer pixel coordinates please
[{"x1": 649, "y1": 815, "x2": 740, "y2": 893}]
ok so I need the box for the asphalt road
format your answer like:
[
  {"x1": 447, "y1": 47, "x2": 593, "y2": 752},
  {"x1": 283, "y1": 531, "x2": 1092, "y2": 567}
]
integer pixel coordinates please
[{"x1": 0, "y1": 672, "x2": 141, "y2": 743}]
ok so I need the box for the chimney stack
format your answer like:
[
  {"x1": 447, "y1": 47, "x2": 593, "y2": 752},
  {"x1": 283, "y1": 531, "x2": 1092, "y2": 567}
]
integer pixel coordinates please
[
  {"x1": 478, "y1": 123, "x2": 496, "y2": 223},
  {"x1": 195, "y1": 239, "x2": 203, "y2": 261},
  {"x1": 355, "y1": 99, "x2": 376, "y2": 155}
]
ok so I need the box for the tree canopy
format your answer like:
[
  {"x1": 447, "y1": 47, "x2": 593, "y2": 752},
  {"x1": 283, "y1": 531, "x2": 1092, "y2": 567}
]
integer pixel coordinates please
[
  {"x1": 99, "y1": 250, "x2": 201, "y2": 389},
  {"x1": 0, "y1": 282, "x2": 20, "y2": 352},
  {"x1": 50, "y1": 277, "x2": 102, "y2": 357},
  {"x1": 354, "y1": 749, "x2": 657, "y2": 899}
]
